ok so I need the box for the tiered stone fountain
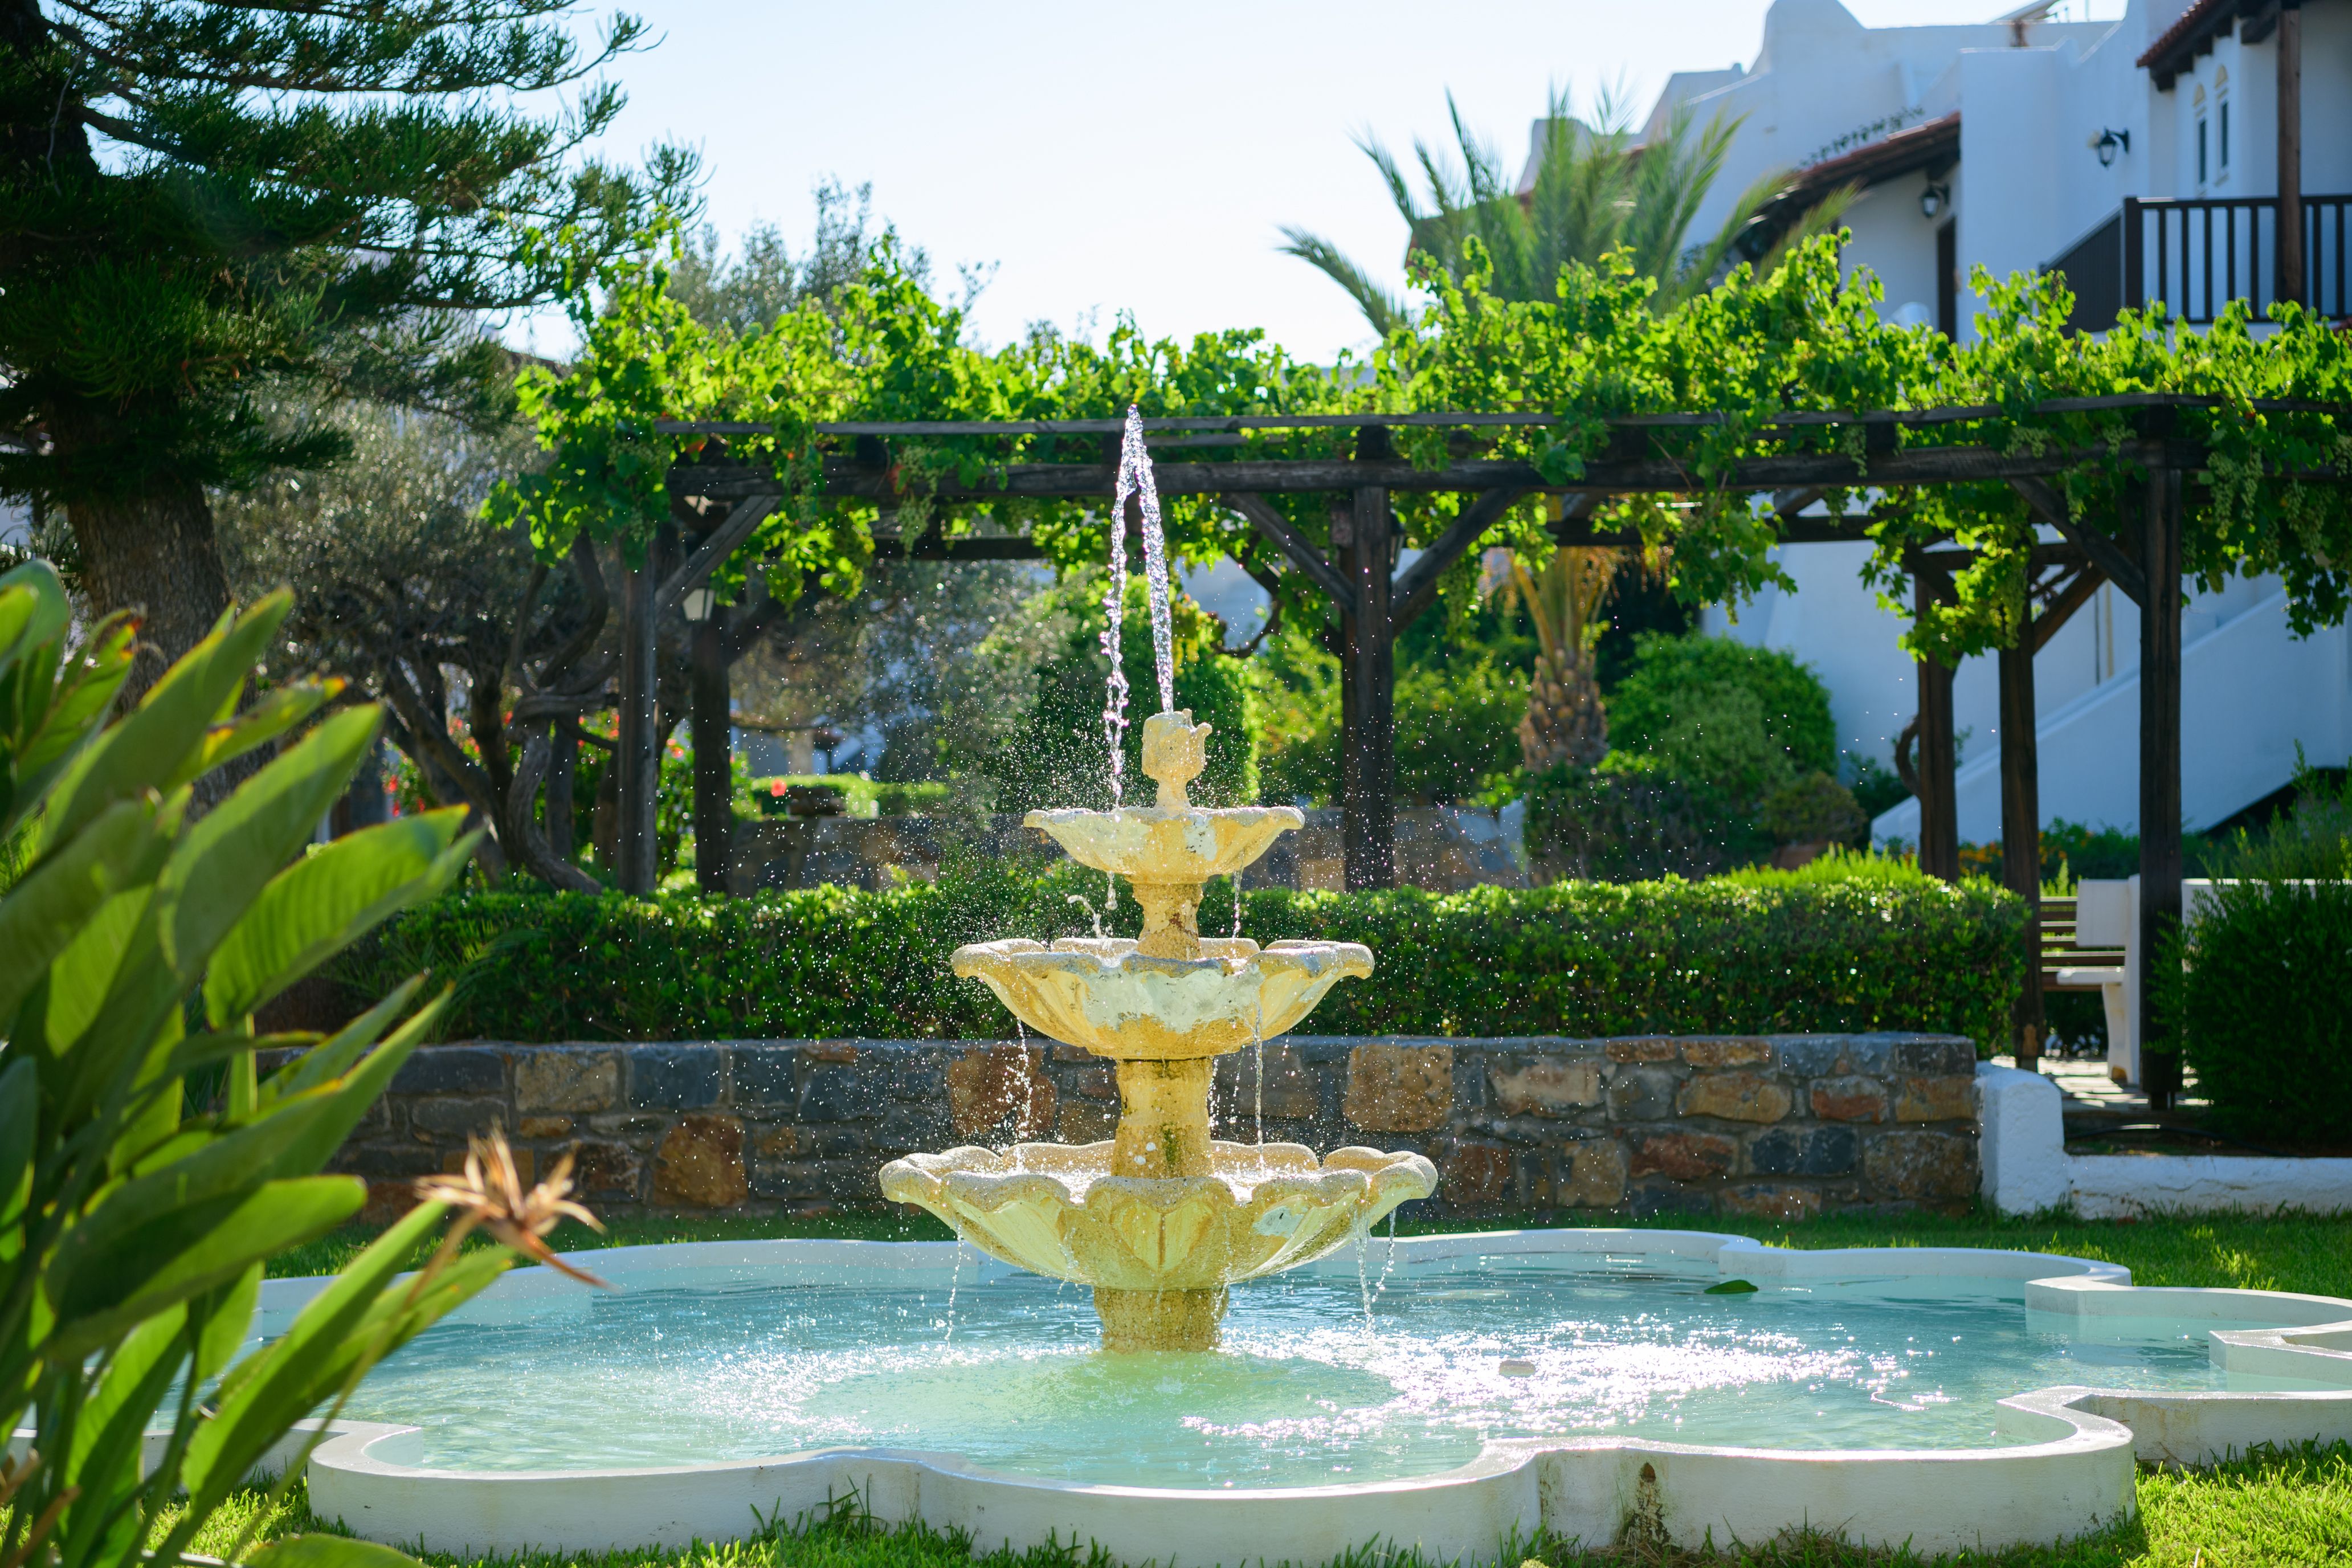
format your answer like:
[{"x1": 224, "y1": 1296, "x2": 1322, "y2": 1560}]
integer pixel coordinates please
[{"x1": 880, "y1": 707, "x2": 1437, "y2": 1350}]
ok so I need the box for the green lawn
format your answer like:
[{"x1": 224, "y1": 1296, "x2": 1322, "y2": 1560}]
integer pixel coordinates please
[{"x1": 244, "y1": 1207, "x2": 2352, "y2": 1567}]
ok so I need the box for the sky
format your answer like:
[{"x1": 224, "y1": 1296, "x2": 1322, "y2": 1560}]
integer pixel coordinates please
[{"x1": 508, "y1": 1, "x2": 2121, "y2": 366}]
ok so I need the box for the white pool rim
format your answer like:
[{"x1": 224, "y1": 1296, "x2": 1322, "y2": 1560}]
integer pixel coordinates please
[{"x1": 242, "y1": 1231, "x2": 2352, "y2": 1560}]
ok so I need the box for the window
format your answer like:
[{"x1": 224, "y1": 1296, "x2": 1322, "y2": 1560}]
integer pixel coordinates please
[
  {"x1": 2215, "y1": 65, "x2": 2231, "y2": 178},
  {"x1": 2194, "y1": 83, "x2": 2208, "y2": 187}
]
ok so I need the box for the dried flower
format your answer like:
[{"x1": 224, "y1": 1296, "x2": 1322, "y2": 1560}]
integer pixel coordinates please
[{"x1": 414, "y1": 1129, "x2": 610, "y2": 1287}]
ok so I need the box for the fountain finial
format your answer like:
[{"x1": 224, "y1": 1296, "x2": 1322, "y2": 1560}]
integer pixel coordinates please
[{"x1": 1141, "y1": 709, "x2": 1210, "y2": 810}]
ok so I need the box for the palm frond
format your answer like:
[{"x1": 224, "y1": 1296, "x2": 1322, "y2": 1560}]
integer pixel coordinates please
[{"x1": 1274, "y1": 227, "x2": 1413, "y2": 338}]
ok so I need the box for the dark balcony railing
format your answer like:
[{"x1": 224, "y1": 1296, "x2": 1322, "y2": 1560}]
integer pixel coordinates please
[{"x1": 2045, "y1": 193, "x2": 2350, "y2": 330}]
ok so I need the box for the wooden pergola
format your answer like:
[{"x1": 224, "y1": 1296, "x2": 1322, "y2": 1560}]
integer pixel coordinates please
[{"x1": 628, "y1": 396, "x2": 2343, "y2": 1107}]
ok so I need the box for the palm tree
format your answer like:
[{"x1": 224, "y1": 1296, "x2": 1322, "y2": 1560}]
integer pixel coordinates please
[
  {"x1": 1280, "y1": 85, "x2": 1849, "y2": 333},
  {"x1": 1288, "y1": 87, "x2": 1854, "y2": 777}
]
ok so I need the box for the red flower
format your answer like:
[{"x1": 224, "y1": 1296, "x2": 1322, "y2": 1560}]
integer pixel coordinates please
[{"x1": 769, "y1": 779, "x2": 786, "y2": 796}]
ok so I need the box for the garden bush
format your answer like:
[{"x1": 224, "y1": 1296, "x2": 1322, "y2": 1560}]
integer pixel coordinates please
[
  {"x1": 341, "y1": 859, "x2": 2024, "y2": 1052},
  {"x1": 2178, "y1": 766, "x2": 2352, "y2": 1141}
]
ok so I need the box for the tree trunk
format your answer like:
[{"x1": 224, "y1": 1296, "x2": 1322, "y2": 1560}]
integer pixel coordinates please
[{"x1": 65, "y1": 478, "x2": 232, "y2": 704}]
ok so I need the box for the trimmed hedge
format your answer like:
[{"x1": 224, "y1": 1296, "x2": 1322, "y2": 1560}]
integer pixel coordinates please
[
  {"x1": 2181, "y1": 879, "x2": 2352, "y2": 1143},
  {"x1": 342, "y1": 863, "x2": 2025, "y2": 1052}
]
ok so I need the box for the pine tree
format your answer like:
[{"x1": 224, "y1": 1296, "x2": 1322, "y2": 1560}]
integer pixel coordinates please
[{"x1": 0, "y1": 0, "x2": 690, "y2": 693}]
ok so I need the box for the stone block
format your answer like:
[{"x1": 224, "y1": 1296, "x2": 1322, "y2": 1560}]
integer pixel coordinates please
[
  {"x1": 1861, "y1": 1130, "x2": 1977, "y2": 1202},
  {"x1": 407, "y1": 1096, "x2": 506, "y2": 1138},
  {"x1": 1490, "y1": 1058, "x2": 1604, "y2": 1117},
  {"x1": 1443, "y1": 1142, "x2": 1514, "y2": 1208},
  {"x1": 1566, "y1": 1139, "x2": 1629, "y2": 1207},
  {"x1": 873, "y1": 1103, "x2": 952, "y2": 1151},
  {"x1": 1344, "y1": 1044, "x2": 1454, "y2": 1132},
  {"x1": 572, "y1": 1140, "x2": 643, "y2": 1199},
  {"x1": 390, "y1": 1046, "x2": 504, "y2": 1097},
  {"x1": 1607, "y1": 1067, "x2": 1679, "y2": 1121},
  {"x1": 1836, "y1": 1037, "x2": 1895, "y2": 1076},
  {"x1": 517, "y1": 1115, "x2": 573, "y2": 1140},
  {"x1": 1628, "y1": 1182, "x2": 1715, "y2": 1218},
  {"x1": 1067, "y1": 1058, "x2": 1118, "y2": 1101},
  {"x1": 1895, "y1": 1075, "x2": 1977, "y2": 1122},
  {"x1": 1052, "y1": 1043, "x2": 1093, "y2": 1063},
  {"x1": 1626, "y1": 1130, "x2": 1737, "y2": 1181},
  {"x1": 1890, "y1": 1039, "x2": 1978, "y2": 1077},
  {"x1": 446, "y1": 1145, "x2": 533, "y2": 1183},
  {"x1": 797, "y1": 1064, "x2": 870, "y2": 1122},
  {"x1": 948, "y1": 1046, "x2": 1055, "y2": 1138},
  {"x1": 516, "y1": 1051, "x2": 619, "y2": 1114},
  {"x1": 729, "y1": 1048, "x2": 798, "y2": 1105},
  {"x1": 803, "y1": 1042, "x2": 860, "y2": 1063},
  {"x1": 627, "y1": 1046, "x2": 721, "y2": 1110},
  {"x1": 361, "y1": 1181, "x2": 420, "y2": 1225},
  {"x1": 1748, "y1": 1124, "x2": 1857, "y2": 1177},
  {"x1": 757, "y1": 1122, "x2": 868, "y2": 1160},
  {"x1": 1605, "y1": 1039, "x2": 1680, "y2": 1063},
  {"x1": 343, "y1": 1142, "x2": 443, "y2": 1178},
  {"x1": 585, "y1": 1112, "x2": 670, "y2": 1140},
  {"x1": 1055, "y1": 1098, "x2": 1118, "y2": 1144},
  {"x1": 752, "y1": 1158, "x2": 879, "y2": 1202},
  {"x1": 1680, "y1": 1039, "x2": 1771, "y2": 1069},
  {"x1": 1677, "y1": 1073, "x2": 1793, "y2": 1124},
  {"x1": 652, "y1": 1113, "x2": 748, "y2": 1207},
  {"x1": 1223, "y1": 1044, "x2": 1319, "y2": 1120},
  {"x1": 1718, "y1": 1183, "x2": 1823, "y2": 1222},
  {"x1": 884, "y1": 1054, "x2": 948, "y2": 1102},
  {"x1": 1810, "y1": 1076, "x2": 1890, "y2": 1122},
  {"x1": 1770, "y1": 1037, "x2": 1842, "y2": 1077}
]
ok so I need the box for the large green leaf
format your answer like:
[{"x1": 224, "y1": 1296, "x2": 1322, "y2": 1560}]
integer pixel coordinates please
[
  {"x1": 62, "y1": 1303, "x2": 188, "y2": 1549},
  {"x1": 193, "y1": 1261, "x2": 264, "y2": 1382},
  {"x1": 154, "y1": 704, "x2": 381, "y2": 985},
  {"x1": 0, "y1": 561, "x2": 70, "y2": 673},
  {"x1": 0, "y1": 1057, "x2": 34, "y2": 1263},
  {"x1": 160, "y1": 679, "x2": 336, "y2": 798},
  {"x1": 30, "y1": 594, "x2": 288, "y2": 857},
  {"x1": 259, "y1": 978, "x2": 420, "y2": 1108},
  {"x1": 206, "y1": 808, "x2": 470, "y2": 1026},
  {"x1": 187, "y1": 1202, "x2": 507, "y2": 1509},
  {"x1": 0, "y1": 798, "x2": 157, "y2": 1030},
  {"x1": 1, "y1": 616, "x2": 136, "y2": 847},
  {"x1": 44, "y1": 1177, "x2": 364, "y2": 1359}
]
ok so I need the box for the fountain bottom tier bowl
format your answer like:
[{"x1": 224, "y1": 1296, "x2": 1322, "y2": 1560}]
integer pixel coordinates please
[
  {"x1": 878, "y1": 1140, "x2": 1438, "y2": 1350},
  {"x1": 278, "y1": 1231, "x2": 2352, "y2": 1563}
]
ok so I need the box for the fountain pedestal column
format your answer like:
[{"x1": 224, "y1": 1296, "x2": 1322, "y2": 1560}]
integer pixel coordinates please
[
  {"x1": 1095, "y1": 1285, "x2": 1227, "y2": 1353},
  {"x1": 1113, "y1": 1057, "x2": 1214, "y2": 1178}
]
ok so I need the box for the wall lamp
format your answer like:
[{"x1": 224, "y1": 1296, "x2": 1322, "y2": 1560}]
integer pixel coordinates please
[
  {"x1": 1920, "y1": 182, "x2": 1950, "y2": 220},
  {"x1": 2093, "y1": 127, "x2": 2131, "y2": 168}
]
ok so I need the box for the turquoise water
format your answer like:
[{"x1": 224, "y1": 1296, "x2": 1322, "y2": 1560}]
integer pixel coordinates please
[{"x1": 336, "y1": 1253, "x2": 2275, "y2": 1486}]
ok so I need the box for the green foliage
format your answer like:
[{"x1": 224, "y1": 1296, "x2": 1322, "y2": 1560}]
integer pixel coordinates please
[
  {"x1": 0, "y1": 561, "x2": 514, "y2": 1568},
  {"x1": 1758, "y1": 773, "x2": 1868, "y2": 847},
  {"x1": 0, "y1": 2, "x2": 686, "y2": 507},
  {"x1": 343, "y1": 864, "x2": 2023, "y2": 1054},
  {"x1": 749, "y1": 777, "x2": 961, "y2": 818},
  {"x1": 1523, "y1": 757, "x2": 1725, "y2": 883},
  {"x1": 2177, "y1": 767, "x2": 2352, "y2": 1143},
  {"x1": 2180, "y1": 879, "x2": 2352, "y2": 1144},
  {"x1": 1843, "y1": 755, "x2": 1911, "y2": 821},
  {"x1": 987, "y1": 578, "x2": 1258, "y2": 814},
  {"x1": 1608, "y1": 633, "x2": 1838, "y2": 780}
]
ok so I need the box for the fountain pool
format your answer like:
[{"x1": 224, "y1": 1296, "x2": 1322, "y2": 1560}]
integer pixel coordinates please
[{"x1": 284, "y1": 1228, "x2": 2352, "y2": 1561}]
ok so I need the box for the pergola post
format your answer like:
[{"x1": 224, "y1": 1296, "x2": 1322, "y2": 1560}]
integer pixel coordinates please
[
  {"x1": 2138, "y1": 466, "x2": 2186, "y2": 1110},
  {"x1": 1912, "y1": 570, "x2": 1960, "y2": 881},
  {"x1": 1340, "y1": 426, "x2": 1396, "y2": 889},
  {"x1": 1998, "y1": 642, "x2": 2043, "y2": 1070},
  {"x1": 2278, "y1": 0, "x2": 2305, "y2": 307},
  {"x1": 615, "y1": 549, "x2": 661, "y2": 895},
  {"x1": 691, "y1": 609, "x2": 732, "y2": 895}
]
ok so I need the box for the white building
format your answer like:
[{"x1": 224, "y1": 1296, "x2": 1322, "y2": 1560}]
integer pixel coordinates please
[{"x1": 1526, "y1": 0, "x2": 2352, "y2": 843}]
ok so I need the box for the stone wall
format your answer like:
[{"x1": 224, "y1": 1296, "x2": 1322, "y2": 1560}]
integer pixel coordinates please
[{"x1": 300, "y1": 1034, "x2": 1981, "y2": 1224}]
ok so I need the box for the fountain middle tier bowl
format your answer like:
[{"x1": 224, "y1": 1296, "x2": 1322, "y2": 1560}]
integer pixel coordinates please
[
  {"x1": 948, "y1": 936, "x2": 1372, "y2": 1060},
  {"x1": 1024, "y1": 804, "x2": 1304, "y2": 883},
  {"x1": 877, "y1": 1139, "x2": 1436, "y2": 1291}
]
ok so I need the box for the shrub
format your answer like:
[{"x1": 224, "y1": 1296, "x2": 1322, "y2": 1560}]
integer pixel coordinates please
[
  {"x1": 2180, "y1": 879, "x2": 2352, "y2": 1142},
  {"x1": 1608, "y1": 633, "x2": 1838, "y2": 781},
  {"x1": 1760, "y1": 771, "x2": 1868, "y2": 847},
  {"x1": 1523, "y1": 756, "x2": 1726, "y2": 882},
  {"x1": 340, "y1": 860, "x2": 2025, "y2": 1053},
  {"x1": 2179, "y1": 764, "x2": 2352, "y2": 1141}
]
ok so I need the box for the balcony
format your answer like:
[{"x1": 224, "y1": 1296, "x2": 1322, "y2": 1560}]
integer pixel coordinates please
[{"x1": 2045, "y1": 194, "x2": 2350, "y2": 330}]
